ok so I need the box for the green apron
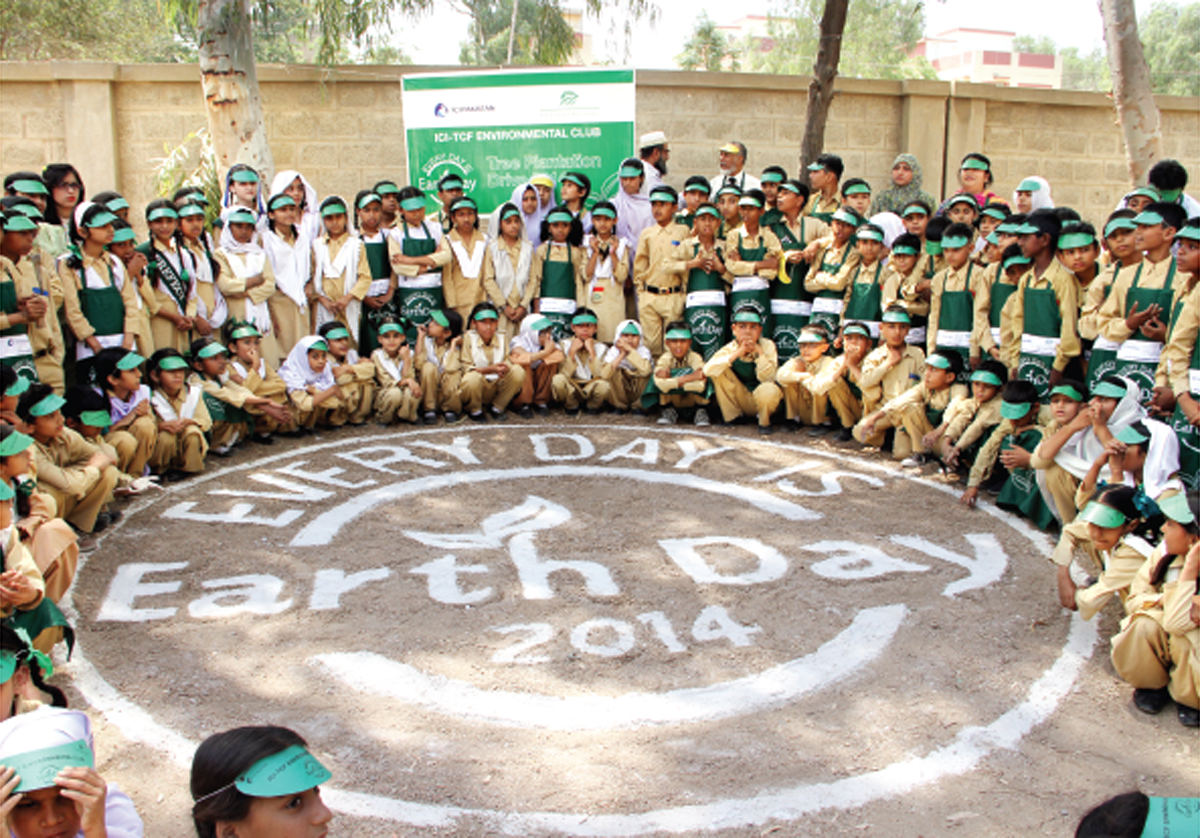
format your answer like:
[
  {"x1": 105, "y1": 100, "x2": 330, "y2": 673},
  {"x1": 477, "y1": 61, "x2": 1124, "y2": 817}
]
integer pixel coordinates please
[
  {"x1": 1113, "y1": 260, "x2": 1176, "y2": 400},
  {"x1": 0, "y1": 273, "x2": 38, "y2": 383},
  {"x1": 809, "y1": 244, "x2": 849, "y2": 335},
  {"x1": 76, "y1": 261, "x2": 127, "y2": 383},
  {"x1": 1085, "y1": 265, "x2": 1123, "y2": 392},
  {"x1": 398, "y1": 222, "x2": 444, "y2": 342},
  {"x1": 684, "y1": 242, "x2": 728, "y2": 361},
  {"x1": 674, "y1": 212, "x2": 695, "y2": 230},
  {"x1": 1169, "y1": 321, "x2": 1199, "y2": 490},
  {"x1": 639, "y1": 366, "x2": 715, "y2": 409},
  {"x1": 996, "y1": 427, "x2": 1056, "y2": 530},
  {"x1": 770, "y1": 219, "x2": 814, "y2": 362},
  {"x1": 729, "y1": 233, "x2": 771, "y2": 336},
  {"x1": 359, "y1": 237, "x2": 398, "y2": 355},
  {"x1": 4, "y1": 599, "x2": 74, "y2": 658},
  {"x1": 934, "y1": 262, "x2": 975, "y2": 374},
  {"x1": 988, "y1": 278, "x2": 1018, "y2": 357},
  {"x1": 842, "y1": 261, "x2": 886, "y2": 338},
  {"x1": 539, "y1": 244, "x2": 577, "y2": 341},
  {"x1": 1016, "y1": 275, "x2": 1062, "y2": 400},
  {"x1": 761, "y1": 207, "x2": 783, "y2": 228},
  {"x1": 201, "y1": 387, "x2": 252, "y2": 428},
  {"x1": 731, "y1": 356, "x2": 759, "y2": 391}
]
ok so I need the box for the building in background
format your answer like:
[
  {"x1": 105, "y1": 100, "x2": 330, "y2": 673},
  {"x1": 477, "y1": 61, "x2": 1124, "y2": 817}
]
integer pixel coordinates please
[
  {"x1": 562, "y1": 8, "x2": 595, "y2": 66},
  {"x1": 913, "y1": 28, "x2": 1062, "y2": 89}
]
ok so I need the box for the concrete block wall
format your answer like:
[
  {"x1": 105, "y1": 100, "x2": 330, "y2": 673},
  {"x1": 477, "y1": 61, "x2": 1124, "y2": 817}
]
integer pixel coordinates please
[{"x1": 2, "y1": 62, "x2": 1197, "y2": 236}]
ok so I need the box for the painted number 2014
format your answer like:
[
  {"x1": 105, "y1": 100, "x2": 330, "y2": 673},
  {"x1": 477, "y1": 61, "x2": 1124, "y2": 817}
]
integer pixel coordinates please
[{"x1": 491, "y1": 606, "x2": 760, "y2": 664}]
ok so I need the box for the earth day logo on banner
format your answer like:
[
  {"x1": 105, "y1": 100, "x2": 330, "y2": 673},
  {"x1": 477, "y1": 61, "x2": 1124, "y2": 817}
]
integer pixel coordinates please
[{"x1": 560, "y1": 90, "x2": 579, "y2": 106}]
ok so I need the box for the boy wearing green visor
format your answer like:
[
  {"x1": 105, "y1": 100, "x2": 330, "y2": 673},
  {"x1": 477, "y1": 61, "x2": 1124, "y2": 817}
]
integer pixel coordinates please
[
  {"x1": 1162, "y1": 218, "x2": 1199, "y2": 489},
  {"x1": 853, "y1": 306, "x2": 924, "y2": 453},
  {"x1": 1, "y1": 211, "x2": 61, "y2": 393},
  {"x1": 633, "y1": 186, "x2": 689, "y2": 357},
  {"x1": 317, "y1": 321, "x2": 377, "y2": 426},
  {"x1": 703, "y1": 306, "x2": 782, "y2": 434},
  {"x1": 642, "y1": 320, "x2": 711, "y2": 426}
]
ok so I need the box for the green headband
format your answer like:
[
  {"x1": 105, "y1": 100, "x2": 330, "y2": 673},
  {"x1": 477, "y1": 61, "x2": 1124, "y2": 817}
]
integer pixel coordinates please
[
  {"x1": 842, "y1": 324, "x2": 871, "y2": 338},
  {"x1": 79, "y1": 409, "x2": 112, "y2": 428},
  {"x1": 1000, "y1": 400, "x2": 1034, "y2": 420},
  {"x1": 1116, "y1": 423, "x2": 1150, "y2": 445},
  {"x1": 831, "y1": 209, "x2": 858, "y2": 226},
  {"x1": 105, "y1": 197, "x2": 130, "y2": 212},
  {"x1": 760, "y1": 171, "x2": 785, "y2": 184},
  {"x1": 11, "y1": 179, "x2": 47, "y2": 195},
  {"x1": 375, "y1": 183, "x2": 400, "y2": 195},
  {"x1": 902, "y1": 203, "x2": 929, "y2": 217},
  {"x1": 233, "y1": 745, "x2": 332, "y2": 798},
  {"x1": 473, "y1": 309, "x2": 498, "y2": 321},
  {"x1": 83, "y1": 210, "x2": 118, "y2": 228},
  {"x1": 116, "y1": 351, "x2": 144, "y2": 371},
  {"x1": 1058, "y1": 232, "x2": 1096, "y2": 250},
  {"x1": 891, "y1": 245, "x2": 918, "y2": 256},
  {"x1": 650, "y1": 191, "x2": 677, "y2": 204},
  {"x1": 227, "y1": 210, "x2": 256, "y2": 225},
  {"x1": 970, "y1": 370, "x2": 1003, "y2": 387},
  {"x1": 620, "y1": 323, "x2": 641, "y2": 335},
  {"x1": 561, "y1": 173, "x2": 587, "y2": 189},
  {"x1": 960, "y1": 158, "x2": 989, "y2": 171},
  {"x1": 197, "y1": 342, "x2": 228, "y2": 359},
  {"x1": 571, "y1": 312, "x2": 598, "y2": 325},
  {"x1": 737, "y1": 195, "x2": 763, "y2": 208},
  {"x1": 805, "y1": 162, "x2": 825, "y2": 172},
  {"x1": 400, "y1": 197, "x2": 426, "y2": 212},
  {"x1": 28, "y1": 393, "x2": 66, "y2": 417},
  {"x1": 592, "y1": 206, "x2": 616, "y2": 219},
  {"x1": 1016, "y1": 178, "x2": 1042, "y2": 192},
  {"x1": 0, "y1": 429, "x2": 33, "y2": 456},
  {"x1": 178, "y1": 204, "x2": 206, "y2": 218},
  {"x1": 2, "y1": 216, "x2": 37, "y2": 233},
  {"x1": 925, "y1": 353, "x2": 952, "y2": 370},
  {"x1": 1104, "y1": 217, "x2": 1138, "y2": 237},
  {"x1": 157, "y1": 355, "x2": 189, "y2": 370},
  {"x1": 4, "y1": 375, "x2": 31, "y2": 398},
  {"x1": 429, "y1": 310, "x2": 450, "y2": 328},
  {"x1": 941, "y1": 235, "x2": 970, "y2": 250},
  {"x1": 147, "y1": 207, "x2": 179, "y2": 222},
  {"x1": 321, "y1": 327, "x2": 350, "y2": 341},
  {"x1": 855, "y1": 229, "x2": 883, "y2": 243},
  {"x1": 379, "y1": 323, "x2": 405, "y2": 335},
  {"x1": 695, "y1": 206, "x2": 721, "y2": 220},
  {"x1": 881, "y1": 310, "x2": 911, "y2": 324},
  {"x1": 450, "y1": 198, "x2": 477, "y2": 214},
  {"x1": 1049, "y1": 384, "x2": 1084, "y2": 402},
  {"x1": 618, "y1": 166, "x2": 643, "y2": 178},
  {"x1": 843, "y1": 183, "x2": 870, "y2": 196},
  {"x1": 1079, "y1": 500, "x2": 1128, "y2": 529},
  {"x1": 4, "y1": 740, "x2": 94, "y2": 793},
  {"x1": 230, "y1": 325, "x2": 261, "y2": 340},
  {"x1": 925, "y1": 240, "x2": 943, "y2": 255},
  {"x1": 1092, "y1": 380, "x2": 1128, "y2": 399},
  {"x1": 732, "y1": 309, "x2": 761, "y2": 324},
  {"x1": 230, "y1": 169, "x2": 259, "y2": 183},
  {"x1": 1133, "y1": 210, "x2": 1165, "y2": 227},
  {"x1": 1158, "y1": 494, "x2": 1196, "y2": 526},
  {"x1": 1002, "y1": 255, "x2": 1031, "y2": 272},
  {"x1": 545, "y1": 210, "x2": 573, "y2": 224},
  {"x1": 320, "y1": 203, "x2": 347, "y2": 218},
  {"x1": 268, "y1": 195, "x2": 296, "y2": 210},
  {"x1": 664, "y1": 328, "x2": 692, "y2": 340}
]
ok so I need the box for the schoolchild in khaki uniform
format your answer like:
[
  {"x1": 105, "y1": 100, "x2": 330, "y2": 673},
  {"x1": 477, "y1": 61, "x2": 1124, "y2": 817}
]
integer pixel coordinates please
[
  {"x1": 703, "y1": 307, "x2": 783, "y2": 434},
  {"x1": 724, "y1": 190, "x2": 783, "y2": 339},
  {"x1": 416, "y1": 308, "x2": 464, "y2": 424},
  {"x1": 374, "y1": 181, "x2": 402, "y2": 231},
  {"x1": 177, "y1": 202, "x2": 223, "y2": 343},
  {"x1": 974, "y1": 246, "x2": 1029, "y2": 367},
  {"x1": 388, "y1": 187, "x2": 451, "y2": 338},
  {"x1": 529, "y1": 208, "x2": 586, "y2": 341},
  {"x1": 442, "y1": 197, "x2": 488, "y2": 323},
  {"x1": 675, "y1": 177, "x2": 712, "y2": 230},
  {"x1": 851, "y1": 308, "x2": 924, "y2": 454},
  {"x1": 602, "y1": 320, "x2": 653, "y2": 413},
  {"x1": 214, "y1": 208, "x2": 279, "y2": 365},
  {"x1": 482, "y1": 203, "x2": 535, "y2": 341},
  {"x1": 93, "y1": 348, "x2": 156, "y2": 478},
  {"x1": 147, "y1": 348, "x2": 211, "y2": 476},
  {"x1": 776, "y1": 324, "x2": 858, "y2": 436},
  {"x1": 1161, "y1": 226, "x2": 1198, "y2": 489},
  {"x1": 317, "y1": 322, "x2": 375, "y2": 425},
  {"x1": 804, "y1": 208, "x2": 862, "y2": 335},
  {"x1": 353, "y1": 190, "x2": 398, "y2": 357},
  {"x1": 309, "y1": 198, "x2": 372, "y2": 352},
  {"x1": 1080, "y1": 213, "x2": 1140, "y2": 362},
  {"x1": 17, "y1": 384, "x2": 120, "y2": 534},
  {"x1": 1, "y1": 213, "x2": 62, "y2": 393},
  {"x1": 1110, "y1": 493, "x2": 1200, "y2": 728},
  {"x1": 759, "y1": 166, "x2": 788, "y2": 227},
  {"x1": 880, "y1": 233, "x2": 927, "y2": 334},
  {"x1": 858, "y1": 350, "x2": 968, "y2": 467},
  {"x1": 837, "y1": 223, "x2": 888, "y2": 338},
  {"x1": 279, "y1": 335, "x2": 347, "y2": 430},
  {"x1": 643, "y1": 320, "x2": 711, "y2": 426},
  {"x1": 550, "y1": 309, "x2": 613, "y2": 415},
  {"x1": 509, "y1": 314, "x2": 564, "y2": 418},
  {"x1": 1058, "y1": 221, "x2": 1102, "y2": 303},
  {"x1": 106, "y1": 221, "x2": 157, "y2": 360},
  {"x1": 0, "y1": 480, "x2": 49, "y2": 646},
  {"x1": 803, "y1": 153, "x2": 843, "y2": 223},
  {"x1": 770, "y1": 181, "x2": 830, "y2": 341},
  {"x1": 1027, "y1": 380, "x2": 1088, "y2": 522},
  {"x1": 435, "y1": 173, "x2": 465, "y2": 235},
  {"x1": 261, "y1": 194, "x2": 311, "y2": 363},
  {"x1": 371, "y1": 320, "x2": 421, "y2": 425},
  {"x1": 714, "y1": 185, "x2": 742, "y2": 239},
  {"x1": 223, "y1": 321, "x2": 295, "y2": 439},
  {"x1": 926, "y1": 222, "x2": 979, "y2": 369},
  {"x1": 190, "y1": 337, "x2": 294, "y2": 449},
  {"x1": 139, "y1": 201, "x2": 198, "y2": 353},
  {"x1": 937, "y1": 364, "x2": 1006, "y2": 474},
  {"x1": 944, "y1": 193, "x2": 980, "y2": 229},
  {"x1": 840, "y1": 178, "x2": 872, "y2": 222},
  {"x1": 582, "y1": 201, "x2": 630, "y2": 344},
  {"x1": 634, "y1": 186, "x2": 690, "y2": 357},
  {"x1": 560, "y1": 172, "x2": 593, "y2": 234},
  {"x1": 461, "y1": 302, "x2": 525, "y2": 421}
]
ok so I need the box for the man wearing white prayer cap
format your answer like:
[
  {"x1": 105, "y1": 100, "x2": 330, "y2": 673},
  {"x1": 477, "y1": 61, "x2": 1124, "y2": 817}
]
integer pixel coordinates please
[{"x1": 639, "y1": 131, "x2": 670, "y2": 194}]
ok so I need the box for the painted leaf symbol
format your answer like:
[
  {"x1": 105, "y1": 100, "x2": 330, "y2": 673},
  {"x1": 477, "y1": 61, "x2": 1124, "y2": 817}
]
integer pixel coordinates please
[{"x1": 404, "y1": 495, "x2": 569, "y2": 550}]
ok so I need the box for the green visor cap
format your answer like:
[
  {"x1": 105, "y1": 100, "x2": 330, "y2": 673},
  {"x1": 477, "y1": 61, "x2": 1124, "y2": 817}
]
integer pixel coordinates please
[
  {"x1": 1158, "y1": 493, "x2": 1196, "y2": 526},
  {"x1": 449, "y1": 197, "x2": 477, "y2": 214},
  {"x1": 320, "y1": 203, "x2": 347, "y2": 218},
  {"x1": 942, "y1": 234, "x2": 970, "y2": 250},
  {"x1": 946, "y1": 194, "x2": 978, "y2": 210},
  {"x1": 982, "y1": 206, "x2": 1007, "y2": 221},
  {"x1": 375, "y1": 182, "x2": 400, "y2": 195},
  {"x1": 664, "y1": 328, "x2": 692, "y2": 340},
  {"x1": 500, "y1": 207, "x2": 522, "y2": 221},
  {"x1": 4, "y1": 740, "x2": 94, "y2": 793},
  {"x1": 1092, "y1": 380, "x2": 1128, "y2": 399},
  {"x1": 11, "y1": 204, "x2": 42, "y2": 220},
  {"x1": 83, "y1": 211, "x2": 118, "y2": 228},
  {"x1": 881, "y1": 310, "x2": 911, "y2": 324},
  {"x1": 970, "y1": 370, "x2": 1003, "y2": 387},
  {"x1": 891, "y1": 245, "x2": 919, "y2": 256},
  {"x1": 0, "y1": 648, "x2": 17, "y2": 682},
  {"x1": 1104, "y1": 217, "x2": 1137, "y2": 237},
  {"x1": 561, "y1": 173, "x2": 587, "y2": 189},
  {"x1": 268, "y1": 195, "x2": 296, "y2": 211},
  {"x1": 1000, "y1": 400, "x2": 1034, "y2": 420},
  {"x1": 1134, "y1": 210, "x2": 1165, "y2": 226},
  {"x1": 116, "y1": 352, "x2": 144, "y2": 371},
  {"x1": 526, "y1": 315, "x2": 553, "y2": 332},
  {"x1": 2, "y1": 216, "x2": 38, "y2": 233},
  {"x1": 1177, "y1": 225, "x2": 1200, "y2": 242},
  {"x1": 438, "y1": 177, "x2": 464, "y2": 191},
  {"x1": 843, "y1": 183, "x2": 870, "y2": 197},
  {"x1": 11, "y1": 179, "x2": 48, "y2": 195},
  {"x1": 855, "y1": 228, "x2": 883, "y2": 243},
  {"x1": 737, "y1": 195, "x2": 763, "y2": 208},
  {"x1": 1013, "y1": 222, "x2": 1040, "y2": 235},
  {"x1": 695, "y1": 205, "x2": 721, "y2": 220},
  {"x1": 178, "y1": 203, "x2": 206, "y2": 218},
  {"x1": 996, "y1": 221, "x2": 1021, "y2": 235},
  {"x1": 1157, "y1": 188, "x2": 1182, "y2": 203},
  {"x1": 4, "y1": 375, "x2": 31, "y2": 397},
  {"x1": 618, "y1": 166, "x2": 644, "y2": 179},
  {"x1": 322, "y1": 327, "x2": 350, "y2": 341},
  {"x1": 147, "y1": 207, "x2": 179, "y2": 222},
  {"x1": 571, "y1": 312, "x2": 598, "y2": 325},
  {"x1": 472, "y1": 309, "x2": 498, "y2": 321},
  {"x1": 110, "y1": 225, "x2": 136, "y2": 241},
  {"x1": 650, "y1": 191, "x2": 677, "y2": 204},
  {"x1": 230, "y1": 325, "x2": 261, "y2": 340},
  {"x1": 1116, "y1": 423, "x2": 1149, "y2": 445},
  {"x1": 0, "y1": 429, "x2": 33, "y2": 457},
  {"x1": 830, "y1": 209, "x2": 858, "y2": 226},
  {"x1": 157, "y1": 355, "x2": 189, "y2": 371},
  {"x1": 1078, "y1": 500, "x2": 1127, "y2": 529},
  {"x1": 592, "y1": 206, "x2": 616, "y2": 219},
  {"x1": 399, "y1": 197, "x2": 426, "y2": 212},
  {"x1": 28, "y1": 393, "x2": 66, "y2": 417},
  {"x1": 545, "y1": 210, "x2": 573, "y2": 224},
  {"x1": 684, "y1": 182, "x2": 711, "y2": 194},
  {"x1": 227, "y1": 210, "x2": 256, "y2": 225},
  {"x1": 429, "y1": 310, "x2": 451, "y2": 328},
  {"x1": 842, "y1": 324, "x2": 871, "y2": 339},
  {"x1": 1141, "y1": 797, "x2": 1200, "y2": 838},
  {"x1": 79, "y1": 410, "x2": 112, "y2": 428},
  {"x1": 960, "y1": 158, "x2": 989, "y2": 171},
  {"x1": 308, "y1": 339, "x2": 329, "y2": 353},
  {"x1": 796, "y1": 331, "x2": 826, "y2": 344},
  {"x1": 1058, "y1": 232, "x2": 1096, "y2": 250},
  {"x1": 234, "y1": 745, "x2": 332, "y2": 798},
  {"x1": 779, "y1": 181, "x2": 803, "y2": 195},
  {"x1": 1016, "y1": 178, "x2": 1042, "y2": 192},
  {"x1": 902, "y1": 203, "x2": 929, "y2": 217},
  {"x1": 620, "y1": 323, "x2": 641, "y2": 335},
  {"x1": 230, "y1": 169, "x2": 259, "y2": 183},
  {"x1": 715, "y1": 187, "x2": 742, "y2": 201},
  {"x1": 760, "y1": 171, "x2": 785, "y2": 184},
  {"x1": 925, "y1": 240, "x2": 943, "y2": 255},
  {"x1": 925, "y1": 353, "x2": 952, "y2": 370},
  {"x1": 732, "y1": 309, "x2": 762, "y2": 324},
  {"x1": 805, "y1": 162, "x2": 825, "y2": 172},
  {"x1": 106, "y1": 197, "x2": 130, "y2": 212},
  {"x1": 1128, "y1": 186, "x2": 1160, "y2": 201},
  {"x1": 378, "y1": 323, "x2": 405, "y2": 335},
  {"x1": 1049, "y1": 384, "x2": 1084, "y2": 402},
  {"x1": 197, "y1": 342, "x2": 228, "y2": 359},
  {"x1": 984, "y1": 232, "x2": 1000, "y2": 246}
]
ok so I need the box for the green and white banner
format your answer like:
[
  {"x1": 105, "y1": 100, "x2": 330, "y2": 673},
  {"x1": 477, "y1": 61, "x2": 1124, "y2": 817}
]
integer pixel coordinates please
[{"x1": 402, "y1": 68, "x2": 636, "y2": 215}]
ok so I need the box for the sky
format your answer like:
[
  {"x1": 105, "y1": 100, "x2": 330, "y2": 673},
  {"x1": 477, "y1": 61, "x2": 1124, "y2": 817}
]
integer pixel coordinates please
[{"x1": 390, "y1": 0, "x2": 1180, "y2": 69}]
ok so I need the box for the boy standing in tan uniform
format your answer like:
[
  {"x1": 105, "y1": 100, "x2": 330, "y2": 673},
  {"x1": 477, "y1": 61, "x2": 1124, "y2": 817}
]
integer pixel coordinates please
[{"x1": 634, "y1": 186, "x2": 689, "y2": 357}]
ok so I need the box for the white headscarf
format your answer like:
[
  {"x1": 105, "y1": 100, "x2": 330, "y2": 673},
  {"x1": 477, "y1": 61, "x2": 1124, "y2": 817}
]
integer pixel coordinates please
[
  {"x1": 218, "y1": 206, "x2": 264, "y2": 253},
  {"x1": 1141, "y1": 417, "x2": 1182, "y2": 500},
  {"x1": 1053, "y1": 377, "x2": 1147, "y2": 480},
  {"x1": 499, "y1": 181, "x2": 551, "y2": 249},
  {"x1": 612, "y1": 181, "x2": 654, "y2": 247},
  {"x1": 1013, "y1": 176, "x2": 1054, "y2": 212},
  {"x1": 279, "y1": 335, "x2": 336, "y2": 392},
  {"x1": 270, "y1": 170, "x2": 321, "y2": 243},
  {"x1": 603, "y1": 319, "x2": 652, "y2": 371},
  {"x1": 869, "y1": 212, "x2": 905, "y2": 249}
]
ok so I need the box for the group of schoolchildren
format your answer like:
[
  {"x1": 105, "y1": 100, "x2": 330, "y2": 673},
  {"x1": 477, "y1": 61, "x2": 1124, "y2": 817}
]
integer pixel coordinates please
[{"x1": 1, "y1": 144, "x2": 1199, "y2": 833}]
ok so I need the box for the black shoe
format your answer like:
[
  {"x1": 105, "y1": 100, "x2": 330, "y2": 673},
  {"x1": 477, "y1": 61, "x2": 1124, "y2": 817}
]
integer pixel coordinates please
[
  {"x1": 1133, "y1": 686, "x2": 1171, "y2": 715},
  {"x1": 758, "y1": 424, "x2": 775, "y2": 436},
  {"x1": 489, "y1": 406, "x2": 506, "y2": 421},
  {"x1": 535, "y1": 404, "x2": 551, "y2": 417},
  {"x1": 160, "y1": 469, "x2": 189, "y2": 483},
  {"x1": 443, "y1": 411, "x2": 459, "y2": 424},
  {"x1": 423, "y1": 411, "x2": 438, "y2": 425},
  {"x1": 632, "y1": 407, "x2": 647, "y2": 417},
  {"x1": 611, "y1": 408, "x2": 628, "y2": 416},
  {"x1": 468, "y1": 411, "x2": 487, "y2": 423},
  {"x1": 518, "y1": 405, "x2": 534, "y2": 419},
  {"x1": 1178, "y1": 702, "x2": 1200, "y2": 727},
  {"x1": 836, "y1": 427, "x2": 854, "y2": 442},
  {"x1": 93, "y1": 513, "x2": 114, "y2": 533},
  {"x1": 252, "y1": 433, "x2": 276, "y2": 445},
  {"x1": 807, "y1": 424, "x2": 832, "y2": 437},
  {"x1": 565, "y1": 407, "x2": 580, "y2": 417},
  {"x1": 583, "y1": 406, "x2": 601, "y2": 416}
]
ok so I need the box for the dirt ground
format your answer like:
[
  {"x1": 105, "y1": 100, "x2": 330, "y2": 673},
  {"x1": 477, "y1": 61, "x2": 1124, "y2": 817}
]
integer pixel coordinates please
[{"x1": 54, "y1": 416, "x2": 1198, "y2": 837}]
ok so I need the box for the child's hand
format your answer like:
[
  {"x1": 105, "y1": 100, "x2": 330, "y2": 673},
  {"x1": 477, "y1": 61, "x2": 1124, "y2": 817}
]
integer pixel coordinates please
[
  {"x1": 943, "y1": 446, "x2": 960, "y2": 469},
  {"x1": 55, "y1": 766, "x2": 108, "y2": 837},
  {"x1": 999, "y1": 447, "x2": 1031, "y2": 470},
  {"x1": 0, "y1": 570, "x2": 38, "y2": 608},
  {"x1": 1056, "y1": 565, "x2": 1079, "y2": 611},
  {"x1": 886, "y1": 345, "x2": 904, "y2": 366},
  {"x1": 0, "y1": 766, "x2": 22, "y2": 822},
  {"x1": 959, "y1": 486, "x2": 979, "y2": 508},
  {"x1": 921, "y1": 430, "x2": 940, "y2": 451}
]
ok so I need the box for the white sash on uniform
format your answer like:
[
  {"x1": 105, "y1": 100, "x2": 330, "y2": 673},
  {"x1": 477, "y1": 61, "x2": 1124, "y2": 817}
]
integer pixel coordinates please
[
  {"x1": 312, "y1": 236, "x2": 363, "y2": 338},
  {"x1": 151, "y1": 385, "x2": 202, "y2": 422},
  {"x1": 224, "y1": 252, "x2": 273, "y2": 335}
]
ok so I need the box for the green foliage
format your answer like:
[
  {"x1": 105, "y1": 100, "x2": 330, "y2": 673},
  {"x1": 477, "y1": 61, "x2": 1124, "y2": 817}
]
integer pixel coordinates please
[
  {"x1": 458, "y1": 0, "x2": 577, "y2": 66},
  {"x1": 743, "y1": 0, "x2": 936, "y2": 81},
  {"x1": 676, "y1": 12, "x2": 739, "y2": 72},
  {"x1": 1012, "y1": 34, "x2": 1056, "y2": 55},
  {"x1": 1059, "y1": 47, "x2": 1110, "y2": 92},
  {"x1": 1139, "y1": 1, "x2": 1200, "y2": 97},
  {"x1": 152, "y1": 128, "x2": 222, "y2": 226},
  {"x1": 0, "y1": 0, "x2": 195, "y2": 61}
]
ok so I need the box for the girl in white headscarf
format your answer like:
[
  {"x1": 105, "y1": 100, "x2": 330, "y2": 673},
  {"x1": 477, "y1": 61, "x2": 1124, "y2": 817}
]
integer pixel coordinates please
[
  {"x1": 261, "y1": 193, "x2": 311, "y2": 361},
  {"x1": 601, "y1": 319, "x2": 652, "y2": 412},
  {"x1": 494, "y1": 180, "x2": 553, "y2": 250},
  {"x1": 1012, "y1": 176, "x2": 1054, "y2": 214},
  {"x1": 482, "y1": 202, "x2": 535, "y2": 339},
  {"x1": 0, "y1": 707, "x2": 144, "y2": 837},
  {"x1": 213, "y1": 206, "x2": 279, "y2": 363},
  {"x1": 278, "y1": 335, "x2": 346, "y2": 429},
  {"x1": 269, "y1": 169, "x2": 321, "y2": 243},
  {"x1": 611, "y1": 159, "x2": 654, "y2": 248}
]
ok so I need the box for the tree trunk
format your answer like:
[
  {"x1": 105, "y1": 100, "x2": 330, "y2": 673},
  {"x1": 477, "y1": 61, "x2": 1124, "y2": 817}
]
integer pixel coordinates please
[
  {"x1": 506, "y1": 0, "x2": 520, "y2": 63},
  {"x1": 798, "y1": 0, "x2": 848, "y2": 176},
  {"x1": 197, "y1": 0, "x2": 275, "y2": 183},
  {"x1": 1100, "y1": 0, "x2": 1163, "y2": 185}
]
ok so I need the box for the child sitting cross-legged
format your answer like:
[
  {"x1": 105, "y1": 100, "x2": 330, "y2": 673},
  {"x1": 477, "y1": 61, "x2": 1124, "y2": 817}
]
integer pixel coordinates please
[
  {"x1": 851, "y1": 306, "x2": 925, "y2": 457},
  {"x1": 279, "y1": 336, "x2": 347, "y2": 431},
  {"x1": 147, "y1": 348, "x2": 211, "y2": 480},
  {"x1": 371, "y1": 317, "x2": 422, "y2": 424},
  {"x1": 932, "y1": 359, "x2": 1007, "y2": 475},
  {"x1": 776, "y1": 323, "x2": 860, "y2": 439},
  {"x1": 317, "y1": 321, "x2": 376, "y2": 426},
  {"x1": 858, "y1": 350, "x2": 969, "y2": 467},
  {"x1": 550, "y1": 308, "x2": 613, "y2": 416},
  {"x1": 641, "y1": 320, "x2": 712, "y2": 426},
  {"x1": 91, "y1": 346, "x2": 156, "y2": 479},
  {"x1": 221, "y1": 320, "x2": 296, "y2": 440},
  {"x1": 509, "y1": 314, "x2": 564, "y2": 419},
  {"x1": 189, "y1": 337, "x2": 293, "y2": 453}
]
